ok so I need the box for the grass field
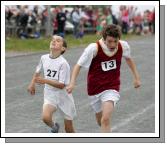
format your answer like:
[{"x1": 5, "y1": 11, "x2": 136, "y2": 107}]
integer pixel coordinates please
[{"x1": 5, "y1": 33, "x2": 142, "y2": 52}]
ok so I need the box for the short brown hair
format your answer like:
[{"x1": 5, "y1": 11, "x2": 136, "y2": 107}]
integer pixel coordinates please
[
  {"x1": 61, "y1": 39, "x2": 67, "y2": 54},
  {"x1": 102, "y1": 24, "x2": 121, "y2": 40}
]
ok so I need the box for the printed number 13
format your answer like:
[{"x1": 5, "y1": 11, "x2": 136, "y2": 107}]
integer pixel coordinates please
[
  {"x1": 101, "y1": 60, "x2": 116, "y2": 71},
  {"x1": 104, "y1": 60, "x2": 115, "y2": 68}
]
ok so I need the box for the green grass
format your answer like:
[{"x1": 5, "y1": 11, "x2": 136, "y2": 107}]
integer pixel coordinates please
[{"x1": 5, "y1": 33, "x2": 142, "y2": 52}]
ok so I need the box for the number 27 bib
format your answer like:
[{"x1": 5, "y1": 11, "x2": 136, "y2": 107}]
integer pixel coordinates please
[{"x1": 101, "y1": 60, "x2": 117, "y2": 71}]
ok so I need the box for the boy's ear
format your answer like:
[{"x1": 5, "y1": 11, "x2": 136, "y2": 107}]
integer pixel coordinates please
[
  {"x1": 61, "y1": 47, "x2": 66, "y2": 54},
  {"x1": 62, "y1": 46, "x2": 66, "y2": 51},
  {"x1": 62, "y1": 47, "x2": 66, "y2": 50}
]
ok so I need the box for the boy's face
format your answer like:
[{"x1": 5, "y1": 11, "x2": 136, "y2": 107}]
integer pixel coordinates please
[
  {"x1": 50, "y1": 35, "x2": 65, "y2": 53},
  {"x1": 104, "y1": 36, "x2": 119, "y2": 50}
]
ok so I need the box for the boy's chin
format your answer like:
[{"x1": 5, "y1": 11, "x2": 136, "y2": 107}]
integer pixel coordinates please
[
  {"x1": 50, "y1": 47, "x2": 59, "y2": 51},
  {"x1": 50, "y1": 49, "x2": 60, "y2": 55}
]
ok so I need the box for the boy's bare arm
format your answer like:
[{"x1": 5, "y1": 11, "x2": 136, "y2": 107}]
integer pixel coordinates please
[
  {"x1": 27, "y1": 73, "x2": 40, "y2": 95},
  {"x1": 66, "y1": 64, "x2": 81, "y2": 93},
  {"x1": 35, "y1": 76, "x2": 65, "y2": 89},
  {"x1": 125, "y1": 57, "x2": 141, "y2": 88}
]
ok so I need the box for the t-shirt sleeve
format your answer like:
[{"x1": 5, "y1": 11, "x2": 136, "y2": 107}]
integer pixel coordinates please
[
  {"x1": 35, "y1": 56, "x2": 43, "y2": 73},
  {"x1": 121, "y1": 41, "x2": 131, "y2": 58},
  {"x1": 58, "y1": 62, "x2": 70, "y2": 85},
  {"x1": 77, "y1": 43, "x2": 97, "y2": 68}
]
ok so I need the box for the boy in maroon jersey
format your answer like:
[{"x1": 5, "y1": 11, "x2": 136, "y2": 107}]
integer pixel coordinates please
[{"x1": 66, "y1": 24, "x2": 141, "y2": 133}]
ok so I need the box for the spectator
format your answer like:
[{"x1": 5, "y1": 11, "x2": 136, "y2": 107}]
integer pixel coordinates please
[
  {"x1": 56, "y1": 6, "x2": 66, "y2": 38},
  {"x1": 52, "y1": 17, "x2": 58, "y2": 35},
  {"x1": 92, "y1": 8, "x2": 99, "y2": 29},
  {"x1": 51, "y1": 7, "x2": 59, "y2": 35},
  {"x1": 76, "y1": 17, "x2": 84, "y2": 39},
  {"x1": 96, "y1": 15, "x2": 107, "y2": 35},
  {"x1": 120, "y1": 6, "x2": 129, "y2": 34},
  {"x1": 105, "y1": 7, "x2": 118, "y2": 25},
  {"x1": 133, "y1": 13, "x2": 143, "y2": 35},
  {"x1": 142, "y1": 11, "x2": 150, "y2": 35},
  {"x1": 27, "y1": 10, "x2": 37, "y2": 30},
  {"x1": 128, "y1": 6, "x2": 137, "y2": 21},
  {"x1": 128, "y1": 18, "x2": 134, "y2": 34},
  {"x1": 71, "y1": 7, "x2": 81, "y2": 38},
  {"x1": 105, "y1": 7, "x2": 113, "y2": 25},
  {"x1": 152, "y1": 8, "x2": 155, "y2": 34},
  {"x1": 147, "y1": 10, "x2": 154, "y2": 34}
]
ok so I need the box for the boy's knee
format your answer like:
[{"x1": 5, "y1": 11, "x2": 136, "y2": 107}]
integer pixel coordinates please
[
  {"x1": 101, "y1": 116, "x2": 110, "y2": 126},
  {"x1": 42, "y1": 114, "x2": 51, "y2": 124}
]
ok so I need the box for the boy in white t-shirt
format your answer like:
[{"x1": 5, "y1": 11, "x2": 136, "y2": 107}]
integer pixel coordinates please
[{"x1": 28, "y1": 35, "x2": 76, "y2": 133}]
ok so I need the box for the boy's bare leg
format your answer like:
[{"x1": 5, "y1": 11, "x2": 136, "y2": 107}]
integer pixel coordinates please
[
  {"x1": 101, "y1": 101, "x2": 114, "y2": 133},
  {"x1": 64, "y1": 119, "x2": 75, "y2": 133},
  {"x1": 95, "y1": 111, "x2": 102, "y2": 126},
  {"x1": 42, "y1": 104, "x2": 56, "y2": 128}
]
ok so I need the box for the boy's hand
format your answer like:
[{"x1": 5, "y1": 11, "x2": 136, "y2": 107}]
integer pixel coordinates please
[
  {"x1": 27, "y1": 84, "x2": 35, "y2": 95},
  {"x1": 35, "y1": 76, "x2": 46, "y2": 84},
  {"x1": 66, "y1": 83, "x2": 75, "y2": 94},
  {"x1": 133, "y1": 79, "x2": 141, "y2": 88}
]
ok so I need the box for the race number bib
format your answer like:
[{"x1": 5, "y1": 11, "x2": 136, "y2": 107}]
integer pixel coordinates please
[
  {"x1": 101, "y1": 60, "x2": 116, "y2": 71},
  {"x1": 46, "y1": 69, "x2": 57, "y2": 78}
]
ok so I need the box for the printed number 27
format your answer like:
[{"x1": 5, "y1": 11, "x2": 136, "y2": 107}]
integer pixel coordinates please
[{"x1": 47, "y1": 69, "x2": 57, "y2": 77}]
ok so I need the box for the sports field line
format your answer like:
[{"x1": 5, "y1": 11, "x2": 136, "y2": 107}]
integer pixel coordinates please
[
  {"x1": 7, "y1": 103, "x2": 154, "y2": 133},
  {"x1": 111, "y1": 103, "x2": 154, "y2": 132}
]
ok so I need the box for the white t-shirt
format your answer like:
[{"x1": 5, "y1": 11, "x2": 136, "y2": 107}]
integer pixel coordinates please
[
  {"x1": 36, "y1": 54, "x2": 71, "y2": 90},
  {"x1": 77, "y1": 39, "x2": 131, "y2": 68}
]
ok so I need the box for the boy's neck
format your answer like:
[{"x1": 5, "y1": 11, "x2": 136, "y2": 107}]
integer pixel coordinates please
[{"x1": 49, "y1": 51, "x2": 61, "y2": 59}]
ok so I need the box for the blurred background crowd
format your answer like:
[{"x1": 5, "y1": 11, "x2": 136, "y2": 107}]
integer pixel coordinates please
[{"x1": 5, "y1": 5, "x2": 155, "y2": 39}]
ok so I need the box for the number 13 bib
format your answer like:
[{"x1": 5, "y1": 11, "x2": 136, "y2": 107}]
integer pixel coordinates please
[{"x1": 101, "y1": 60, "x2": 116, "y2": 71}]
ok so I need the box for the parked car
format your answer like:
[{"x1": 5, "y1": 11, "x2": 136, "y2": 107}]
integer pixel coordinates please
[{"x1": 65, "y1": 20, "x2": 74, "y2": 32}]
